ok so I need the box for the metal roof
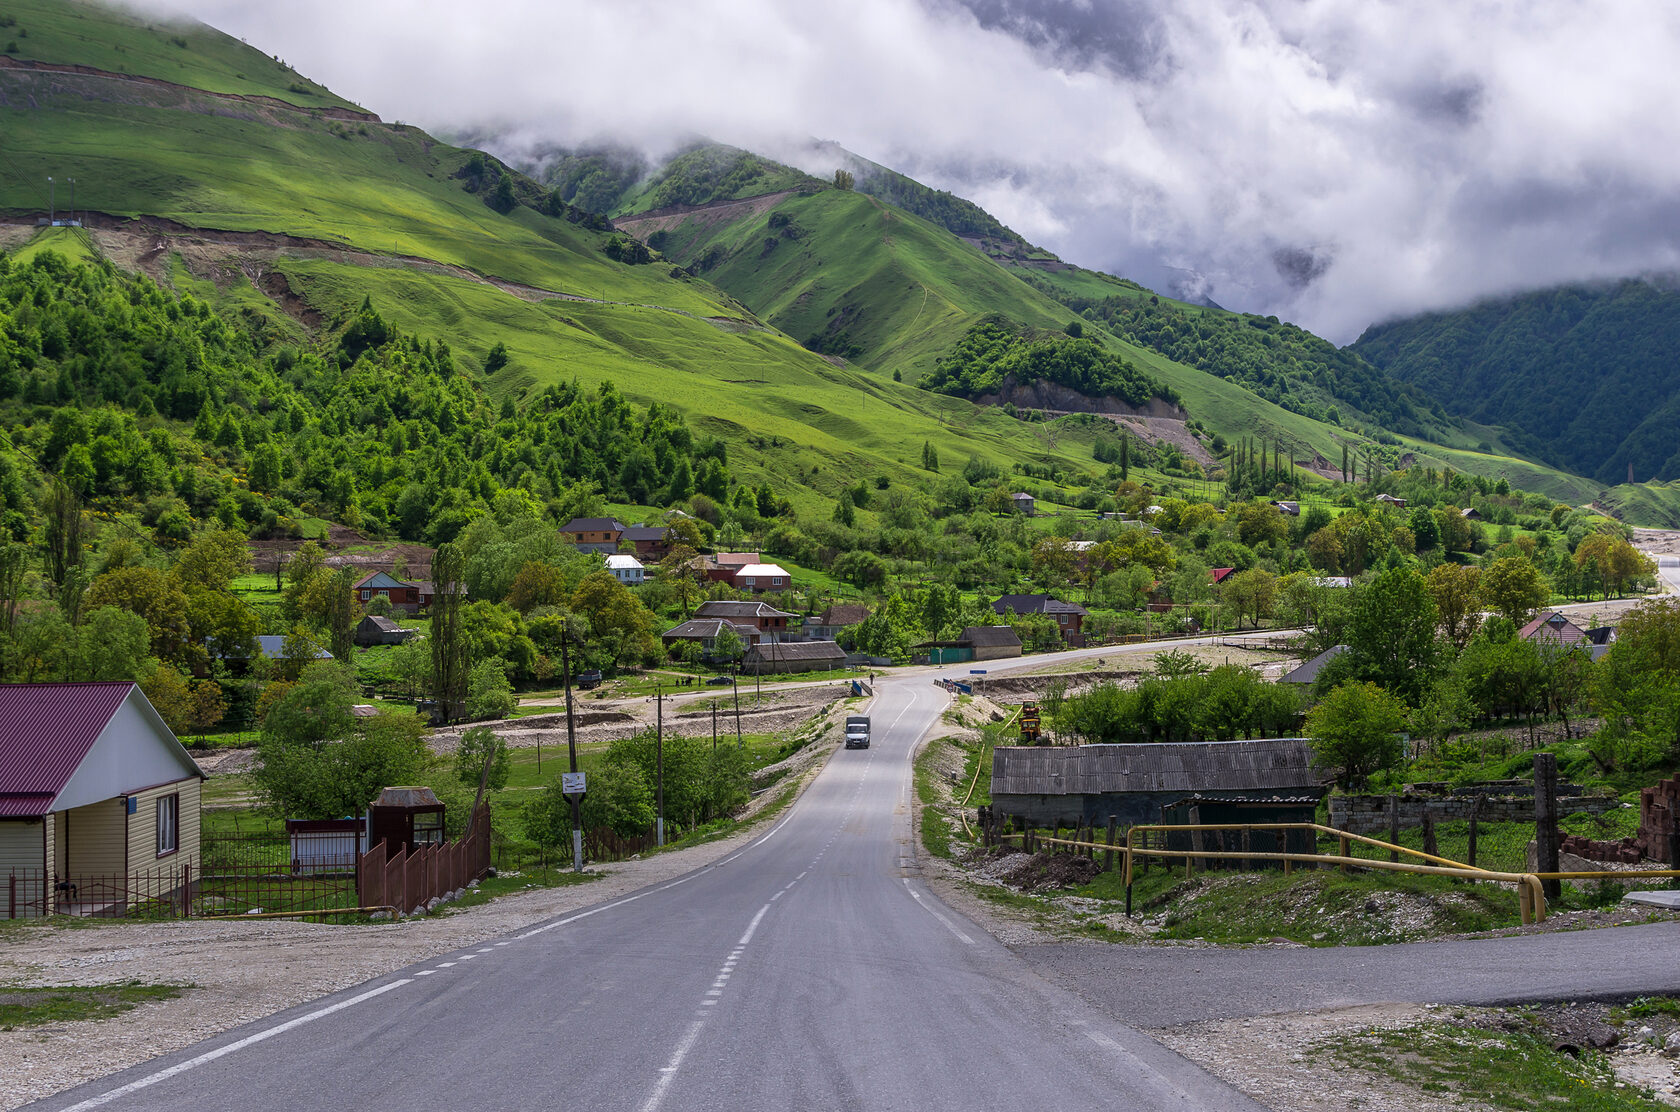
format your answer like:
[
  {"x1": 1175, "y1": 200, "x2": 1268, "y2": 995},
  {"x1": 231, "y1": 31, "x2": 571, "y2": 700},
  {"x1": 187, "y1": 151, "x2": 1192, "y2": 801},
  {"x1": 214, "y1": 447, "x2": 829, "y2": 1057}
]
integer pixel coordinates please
[
  {"x1": 746, "y1": 641, "x2": 846, "y2": 661},
  {"x1": 560, "y1": 517, "x2": 626, "y2": 533},
  {"x1": 992, "y1": 593, "x2": 1088, "y2": 617},
  {"x1": 990, "y1": 739, "x2": 1324, "y2": 797},
  {"x1": 0, "y1": 682, "x2": 133, "y2": 801},
  {"x1": 1279, "y1": 644, "x2": 1348, "y2": 684},
  {"x1": 961, "y1": 625, "x2": 1021, "y2": 647},
  {"x1": 695, "y1": 601, "x2": 796, "y2": 620}
]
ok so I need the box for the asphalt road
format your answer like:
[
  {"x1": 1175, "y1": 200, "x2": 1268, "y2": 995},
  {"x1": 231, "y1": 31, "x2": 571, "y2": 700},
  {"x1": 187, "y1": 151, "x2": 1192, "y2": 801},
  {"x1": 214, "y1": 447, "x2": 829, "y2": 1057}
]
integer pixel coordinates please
[
  {"x1": 32, "y1": 633, "x2": 1680, "y2": 1111},
  {"x1": 32, "y1": 655, "x2": 1265, "y2": 1112}
]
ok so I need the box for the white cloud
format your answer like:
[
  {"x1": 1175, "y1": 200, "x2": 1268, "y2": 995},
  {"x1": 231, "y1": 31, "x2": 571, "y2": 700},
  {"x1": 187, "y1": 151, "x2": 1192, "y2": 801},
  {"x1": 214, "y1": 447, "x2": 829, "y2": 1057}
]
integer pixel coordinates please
[{"x1": 141, "y1": 0, "x2": 1680, "y2": 342}]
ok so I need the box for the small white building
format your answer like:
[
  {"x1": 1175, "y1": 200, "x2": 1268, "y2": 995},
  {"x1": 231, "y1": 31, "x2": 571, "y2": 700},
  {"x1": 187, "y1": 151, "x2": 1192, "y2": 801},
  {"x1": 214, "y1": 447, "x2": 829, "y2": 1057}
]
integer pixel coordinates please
[
  {"x1": 606, "y1": 554, "x2": 645, "y2": 585},
  {"x1": 733, "y1": 563, "x2": 791, "y2": 592}
]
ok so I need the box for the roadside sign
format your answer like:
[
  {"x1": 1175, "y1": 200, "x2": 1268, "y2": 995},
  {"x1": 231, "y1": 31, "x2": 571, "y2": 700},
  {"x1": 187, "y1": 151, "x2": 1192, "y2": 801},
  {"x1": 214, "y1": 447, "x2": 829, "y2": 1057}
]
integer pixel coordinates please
[
  {"x1": 561, "y1": 772, "x2": 587, "y2": 795},
  {"x1": 970, "y1": 669, "x2": 988, "y2": 675}
]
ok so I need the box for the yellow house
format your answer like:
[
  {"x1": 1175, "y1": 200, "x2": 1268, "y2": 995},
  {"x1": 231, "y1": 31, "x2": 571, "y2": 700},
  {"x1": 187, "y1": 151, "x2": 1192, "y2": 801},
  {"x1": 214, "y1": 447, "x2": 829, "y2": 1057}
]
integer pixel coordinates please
[{"x1": 0, "y1": 681, "x2": 204, "y2": 918}]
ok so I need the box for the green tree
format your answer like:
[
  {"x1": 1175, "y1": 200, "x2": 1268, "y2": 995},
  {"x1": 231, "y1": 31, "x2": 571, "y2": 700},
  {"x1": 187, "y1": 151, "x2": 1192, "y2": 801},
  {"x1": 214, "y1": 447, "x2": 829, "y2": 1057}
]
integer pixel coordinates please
[
  {"x1": 466, "y1": 657, "x2": 516, "y2": 720},
  {"x1": 431, "y1": 542, "x2": 469, "y2": 722},
  {"x1": 454, "y1": 725, "x2": 511, "y2": 791},
  {"x1": 1343, "y1": 566, "x2": 1437, "y2": 703},
  {"x1": 1221, "y1": 568, "x2": 1277, "y2": 630},
  {"x1": 1305, "y1": 681, "x2": 1407, "y2": 791},
  {"x1": 1478, "y1": 556, "x2": 1549, "y2": 626}
]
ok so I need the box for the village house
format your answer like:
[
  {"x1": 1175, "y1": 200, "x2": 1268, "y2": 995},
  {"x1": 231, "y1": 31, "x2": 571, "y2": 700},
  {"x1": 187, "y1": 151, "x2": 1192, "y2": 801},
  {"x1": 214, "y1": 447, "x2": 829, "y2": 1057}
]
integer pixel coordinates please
[
  {"x1": 606, "y1": 554, "x2": 645, "y2": 585},
  {"x1": 1374, "y1": 493, "x2": 1408, "y2": 509},
  {"x1": 0, "y1": 682, "x2": 205, "y2": 917},
  {"x1": 621, "y1": 525, "x2": 674, "y2": 561},
  {"x1": 741, "y1": 639, "x2": 848, "y2": 675},
  {"x1": 354, "y1": 614, "x2": 415, "y2": 648},
  {"x1": 350, "y1": 571, "x2": 454, "y2": 614},
  {"x1": 1519, "y1": 611, "x2": 1612, "y2": 659},
  {"x1": 1010, "y1": 492, "x2": 1036, "y2": 515},
  {"x1": 660, "y1": 618, "x2": 761, "y2": 655},
  {"x1": 695, "y1": 600, "x2": 796, "y2": 641},
  {"x1": 704, "y1": 551, "x2": 760, "y2": 584},
  {"x1": 733, "y1": 562, "x2": 792, "y2": 593},
  {"x1": 804, "y1": 603, "x2": 870, "y2": 642},
  {"x1": 353, "y1": 570, "x2": 421, "y2": 611},
  {"x1": 559, "y1": 517, "x2": 627, "y2": 554},
  {"x1": 992, "y1": 593, "x2": 1089, "y2": 645},
  {"x1": 916, "y1": 625, "x2": 1023, "y2": 664}
]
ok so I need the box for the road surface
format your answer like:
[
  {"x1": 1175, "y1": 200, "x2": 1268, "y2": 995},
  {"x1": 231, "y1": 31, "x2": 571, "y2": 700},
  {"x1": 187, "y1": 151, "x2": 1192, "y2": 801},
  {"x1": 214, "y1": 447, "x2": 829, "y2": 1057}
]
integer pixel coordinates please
[
  {"x1": 31, "y1": 633, "x2": 1680, "y2": 1110},
  {"x1": 32, "y1": 651, "x2": 1265, "y2": 1112}
]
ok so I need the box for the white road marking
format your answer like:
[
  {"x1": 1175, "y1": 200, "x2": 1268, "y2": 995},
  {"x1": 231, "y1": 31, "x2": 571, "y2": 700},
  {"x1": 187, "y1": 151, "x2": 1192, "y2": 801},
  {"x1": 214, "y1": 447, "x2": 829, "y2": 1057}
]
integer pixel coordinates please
[
  {"x1": 57, "y1": 980, "x2": 413, "y2": 1111},
  {"x1": 902, "y1": 878, "x2": 975, "y2": 944},
  {"x1": 436, "y1": 962, "x2": 457, "y2": 968},
  {"x1": 638, "y1": 1019, "x2": 706, "y2": 1112}
]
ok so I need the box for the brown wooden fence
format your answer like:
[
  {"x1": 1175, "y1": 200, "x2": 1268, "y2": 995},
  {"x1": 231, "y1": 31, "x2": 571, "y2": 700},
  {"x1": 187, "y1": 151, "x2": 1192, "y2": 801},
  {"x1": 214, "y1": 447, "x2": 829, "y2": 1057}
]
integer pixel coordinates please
[{"x1": 357, "y1": 806, "x2": 491, "y2": 915}]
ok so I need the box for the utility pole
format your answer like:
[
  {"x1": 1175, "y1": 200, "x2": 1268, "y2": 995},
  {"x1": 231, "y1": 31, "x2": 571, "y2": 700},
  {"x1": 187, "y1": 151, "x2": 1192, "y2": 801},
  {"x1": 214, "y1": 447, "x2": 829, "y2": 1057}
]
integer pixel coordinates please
[
  {"x1": 66, "y1": 177, "x2": 74, "y2": 226},
  {"x1": 559, "y1": 633, "x2": 585, "y2": 872},
  {"x1": 655, "y1": 681, "x2": 665, "y2": 847},
  {"x1": 711, "y1": 700, "x2": 718, "y2": 753},
  {"x1": 732, "y1": 670, "x2": 743, "y2": 749},
  {"x1": 47, "y1": 176, "x2": 54, "y2": 225}
]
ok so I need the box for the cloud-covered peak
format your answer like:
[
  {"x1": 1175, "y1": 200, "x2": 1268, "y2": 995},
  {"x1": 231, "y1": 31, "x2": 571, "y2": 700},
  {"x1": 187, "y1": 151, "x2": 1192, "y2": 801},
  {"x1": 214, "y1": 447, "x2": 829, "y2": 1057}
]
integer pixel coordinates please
[{"x1": 142, "y1": 0, "x2": 1680, "y2": 342}]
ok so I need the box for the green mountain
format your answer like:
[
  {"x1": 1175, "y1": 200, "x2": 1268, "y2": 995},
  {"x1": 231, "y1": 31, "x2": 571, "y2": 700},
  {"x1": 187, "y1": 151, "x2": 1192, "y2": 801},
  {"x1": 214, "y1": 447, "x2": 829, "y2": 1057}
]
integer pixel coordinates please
[
  {"x1": 1351, "y1": 278, "x2": 1680, "y2": 487},
  {"x1": 0, "y1": 0, "x2": 1665, "y2": 533},
  {"x1": 0, "y1": 0, "x2": 1166, "y2": 528}
]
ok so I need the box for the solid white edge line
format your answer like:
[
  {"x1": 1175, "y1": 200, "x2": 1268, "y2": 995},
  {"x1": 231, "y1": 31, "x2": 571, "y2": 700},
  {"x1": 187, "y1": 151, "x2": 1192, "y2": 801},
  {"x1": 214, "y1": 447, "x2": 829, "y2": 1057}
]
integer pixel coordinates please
[
  {"x1": 902, "y1": 878, "x2": 975, "y2": 944},
  {"x1": 58, "y1": 979, "x2": 414, "y2": 1112}
]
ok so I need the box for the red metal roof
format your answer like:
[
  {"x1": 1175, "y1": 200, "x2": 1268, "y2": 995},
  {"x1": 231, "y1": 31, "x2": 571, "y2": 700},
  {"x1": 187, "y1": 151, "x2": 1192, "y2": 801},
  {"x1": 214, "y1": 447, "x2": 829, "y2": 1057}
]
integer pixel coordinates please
[{"x1": 0, "y1": 682, "x2": 133, "y2": 811}]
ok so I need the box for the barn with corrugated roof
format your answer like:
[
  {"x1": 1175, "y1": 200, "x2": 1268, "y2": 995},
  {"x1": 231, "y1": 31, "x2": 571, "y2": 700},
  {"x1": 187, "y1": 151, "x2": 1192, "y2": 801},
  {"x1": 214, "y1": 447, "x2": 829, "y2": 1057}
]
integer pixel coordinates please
[
  {"x1": 0, "y1": 682, "x2": 204, "y2": 917},
  {"x1": 989, "y1": 739, "x2": 1329, "y2": 852}
]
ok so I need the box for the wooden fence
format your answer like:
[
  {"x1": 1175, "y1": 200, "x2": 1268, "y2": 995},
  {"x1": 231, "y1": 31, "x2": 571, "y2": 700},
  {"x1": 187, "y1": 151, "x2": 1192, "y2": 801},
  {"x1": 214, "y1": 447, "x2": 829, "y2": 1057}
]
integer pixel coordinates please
[{"x1": 357, "y1": 806, "x2": 491, "y2": 915}]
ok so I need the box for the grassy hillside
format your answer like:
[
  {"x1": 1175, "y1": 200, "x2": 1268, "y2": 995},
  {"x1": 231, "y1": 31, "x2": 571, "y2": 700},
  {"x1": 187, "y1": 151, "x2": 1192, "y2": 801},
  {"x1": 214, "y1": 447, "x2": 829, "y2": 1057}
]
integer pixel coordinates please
[
  {"x1": 1352, "y1": 278, "x2": 1680, "y2": 486},
  {"x1": 0, "y1": 2, "x2": 1159, "y2": 514},
  {"x1": 0, "y1": 0, "x2": 357, "y2": 109}
]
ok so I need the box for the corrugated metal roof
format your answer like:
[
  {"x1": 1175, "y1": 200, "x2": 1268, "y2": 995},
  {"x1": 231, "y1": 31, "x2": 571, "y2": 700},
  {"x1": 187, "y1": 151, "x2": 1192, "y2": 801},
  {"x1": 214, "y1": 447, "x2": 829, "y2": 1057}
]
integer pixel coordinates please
[
  {"x1": 990, "y1": 739, "x2": 1325, "y2": 797},
  {"x1": 0, "y1": 682, "x2": 134, "y2": 802}
]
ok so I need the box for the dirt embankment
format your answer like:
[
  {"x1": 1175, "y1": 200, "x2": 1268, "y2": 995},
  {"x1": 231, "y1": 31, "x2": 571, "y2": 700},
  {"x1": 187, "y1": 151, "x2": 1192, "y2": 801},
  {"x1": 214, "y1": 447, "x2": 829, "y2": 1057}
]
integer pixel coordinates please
[
  {"x1": 0, "y1": 54, "x2": 380, "y2": 121},
  {"x1": 613, "y1": 191, "x2": 798, "y2": 243}
]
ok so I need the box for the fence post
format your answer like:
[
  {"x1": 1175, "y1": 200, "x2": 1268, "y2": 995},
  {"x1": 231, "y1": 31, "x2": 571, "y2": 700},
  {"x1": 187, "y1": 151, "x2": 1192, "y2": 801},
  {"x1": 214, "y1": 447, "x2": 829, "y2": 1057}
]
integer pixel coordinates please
[
  {"x1": 1670, "y1": 818, "x2": 1680, "y2": 891},
  {"x1": 1534, "y1": 752, "x2": 1561, "y2": 901},
  {"x1": 1104, "y1": 815, "x2": 1117, "y2": 873},
  {"x1": 1241, "y1": 826, "x2": 1253, "y2": 872},
  {"x1": 1339, "y1": 829, "x2": 1351, "y2": 874},
  {"x1": 8, "y1": 871, "x2": 13, "y2": 919},
  {"x1": 1467, "y1": 796, "x2": 1481, "y2": 871},
  {"x1": 1388, "y1": 794, "x2": 1401, "y2": 863},
  {"x1": 181, "y1": 862, "x2": 191, "y2": 918}
]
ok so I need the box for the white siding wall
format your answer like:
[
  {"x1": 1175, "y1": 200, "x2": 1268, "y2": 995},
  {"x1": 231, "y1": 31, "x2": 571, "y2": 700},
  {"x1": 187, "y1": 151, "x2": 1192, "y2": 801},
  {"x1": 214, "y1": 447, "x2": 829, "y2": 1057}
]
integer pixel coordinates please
[
  {"x1": 127, "y1": 778, "x2": 201, "y2": 871},
  {"x1": 0, "y1": 819, "x2": 44, "y2": 875},
  {"x1": 1, "y1": 820, "x2": 45, "y2": 917},
  {"x1": 63, "y1": 798, "x2": 127, "y2": 877}
]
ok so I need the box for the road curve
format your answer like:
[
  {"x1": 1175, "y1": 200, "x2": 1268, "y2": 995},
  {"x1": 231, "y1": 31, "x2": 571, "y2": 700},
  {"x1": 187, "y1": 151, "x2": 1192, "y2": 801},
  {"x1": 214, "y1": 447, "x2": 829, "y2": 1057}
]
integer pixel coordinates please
[{"x1": 31, "y1": 661, "x2": 1263, "y2": 1111}]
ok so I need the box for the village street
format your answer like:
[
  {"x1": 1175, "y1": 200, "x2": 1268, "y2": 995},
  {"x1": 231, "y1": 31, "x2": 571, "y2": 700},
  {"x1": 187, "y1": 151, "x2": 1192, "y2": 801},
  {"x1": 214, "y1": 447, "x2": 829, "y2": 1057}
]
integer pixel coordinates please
[{"x1": 20, "y1": 629, "x2": 1680, "y2": 1112}]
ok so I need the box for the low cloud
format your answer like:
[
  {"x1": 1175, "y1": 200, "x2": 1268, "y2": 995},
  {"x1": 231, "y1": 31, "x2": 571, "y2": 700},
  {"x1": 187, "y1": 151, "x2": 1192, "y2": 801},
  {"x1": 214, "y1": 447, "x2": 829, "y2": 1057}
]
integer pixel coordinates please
[{"x1": 146, "y1": 0, "x2": 1680, "y2": 342}]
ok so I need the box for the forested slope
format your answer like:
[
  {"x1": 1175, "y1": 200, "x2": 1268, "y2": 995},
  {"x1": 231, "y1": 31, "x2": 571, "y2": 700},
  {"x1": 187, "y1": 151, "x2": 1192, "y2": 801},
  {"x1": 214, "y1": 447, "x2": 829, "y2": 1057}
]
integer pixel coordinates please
[{"x1": 1352, "y1": 278, "x2": 1680, "y2": 485}]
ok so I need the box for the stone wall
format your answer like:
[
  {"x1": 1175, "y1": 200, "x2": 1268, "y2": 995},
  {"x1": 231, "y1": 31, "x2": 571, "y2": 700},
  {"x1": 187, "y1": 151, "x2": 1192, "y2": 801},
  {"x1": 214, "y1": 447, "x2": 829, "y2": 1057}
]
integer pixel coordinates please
[{"x1": 1329, "y1": 789, "x2": 1619, "y2": 836}]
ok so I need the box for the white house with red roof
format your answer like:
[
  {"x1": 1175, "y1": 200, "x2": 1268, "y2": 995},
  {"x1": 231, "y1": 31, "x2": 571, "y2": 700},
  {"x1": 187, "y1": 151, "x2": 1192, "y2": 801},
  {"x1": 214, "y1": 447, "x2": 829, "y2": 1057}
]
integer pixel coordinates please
[{"x1": 0, "y1": 682, "x2": 204, "y2": 917}]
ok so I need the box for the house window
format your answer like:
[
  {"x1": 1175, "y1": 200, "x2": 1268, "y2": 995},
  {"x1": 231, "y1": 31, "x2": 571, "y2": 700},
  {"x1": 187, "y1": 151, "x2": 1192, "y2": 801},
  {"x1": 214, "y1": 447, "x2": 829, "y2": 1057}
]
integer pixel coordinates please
[
  {"x1": 156, "y1": 794, "x2": 179, "y2": 857},
  {"x1": 1058, "y1": 614, "x2": 1068, "y2": 624},
  {"x1": 361, "y1": 590, "x2": 370, "y2": 601},
  {"x1": 412, "y1": 811, "x2": 444, "y2": 846}
]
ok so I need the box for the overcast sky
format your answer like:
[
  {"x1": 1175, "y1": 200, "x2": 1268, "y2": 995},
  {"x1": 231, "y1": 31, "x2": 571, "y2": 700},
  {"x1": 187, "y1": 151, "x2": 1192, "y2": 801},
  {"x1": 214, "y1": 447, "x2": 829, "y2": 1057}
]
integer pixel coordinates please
[{"x1": 148, "y1": 0, "x2": 1680, "y2": 342}]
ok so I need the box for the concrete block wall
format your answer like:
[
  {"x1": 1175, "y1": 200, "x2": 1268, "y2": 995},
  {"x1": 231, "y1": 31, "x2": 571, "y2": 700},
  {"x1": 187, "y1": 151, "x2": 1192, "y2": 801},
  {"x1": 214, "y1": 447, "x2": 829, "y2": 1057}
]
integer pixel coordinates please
[{"x1": 1637, "y1": 775, "x2": 1680, "y2": 864}]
